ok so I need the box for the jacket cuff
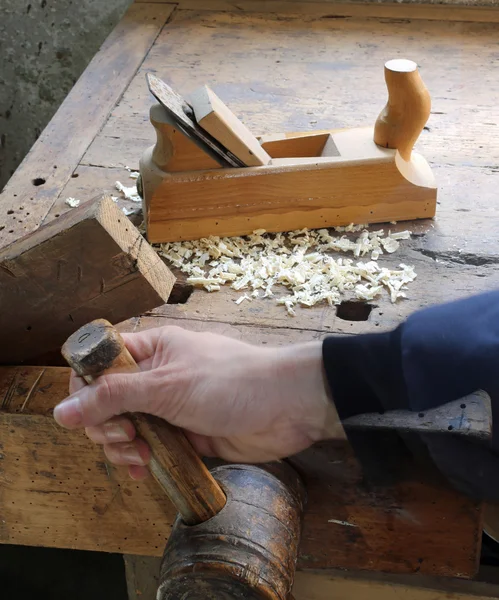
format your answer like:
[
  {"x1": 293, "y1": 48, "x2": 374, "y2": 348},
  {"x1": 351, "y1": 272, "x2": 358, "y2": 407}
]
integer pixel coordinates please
[{"x1": 322, "y1": 326, "x2": 409, "y2": 420}]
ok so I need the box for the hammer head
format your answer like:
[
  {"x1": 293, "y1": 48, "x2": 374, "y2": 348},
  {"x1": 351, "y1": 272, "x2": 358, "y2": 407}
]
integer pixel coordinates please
[{"x1": 157, "y1": 462, "x2": 306, "y2": 600}]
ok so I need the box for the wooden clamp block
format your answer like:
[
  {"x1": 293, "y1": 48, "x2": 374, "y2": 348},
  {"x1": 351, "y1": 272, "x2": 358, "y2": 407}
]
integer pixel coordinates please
[
  {"x1": 140, "y1": 60, "x2": 437, "y2": 243},
  {"x1": 0, "y1": 195, "x2": 175, "y2": 365}
]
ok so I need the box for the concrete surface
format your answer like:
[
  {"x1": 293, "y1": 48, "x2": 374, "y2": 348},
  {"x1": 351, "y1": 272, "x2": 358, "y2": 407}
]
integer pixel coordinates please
[{"x1": 0, "y1": 0, "x2": 132, "y2": 190}]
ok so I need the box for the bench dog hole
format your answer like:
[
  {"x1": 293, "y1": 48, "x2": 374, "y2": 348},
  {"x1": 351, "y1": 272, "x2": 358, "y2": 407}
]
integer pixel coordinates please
[{"x1": 336, "y1": 300, "x2": 373, "y2": 322}]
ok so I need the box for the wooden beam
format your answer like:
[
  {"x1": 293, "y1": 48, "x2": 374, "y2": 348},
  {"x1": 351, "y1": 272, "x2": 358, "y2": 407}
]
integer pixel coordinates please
[
  {"x1": 292, "y1": 570, "x2": 499, "y2": 600},
  {"x1": 173, "y1": 0, "x2": 499, "y2": 24},
  {"x1": 0, "y1": 351, "x2": 482, "y2": 577},
  {"x1": 0, "y1": 2, "x2": 175, "y2": 250},
  {"x1": 118, "y1": 554, "x2": 499, "y2": 600},
  {"x1": 0, "y1": 197, "x2": 175, "y2": 365},
  {"x1": 122, "y1": 557, "x2": 499, "y2": 600}
]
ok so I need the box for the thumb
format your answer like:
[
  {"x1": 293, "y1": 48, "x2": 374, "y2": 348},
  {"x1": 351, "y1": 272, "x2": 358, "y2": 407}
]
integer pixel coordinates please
[{"x1": 53, "y1": 372, "x2": 149, "y2": 429}]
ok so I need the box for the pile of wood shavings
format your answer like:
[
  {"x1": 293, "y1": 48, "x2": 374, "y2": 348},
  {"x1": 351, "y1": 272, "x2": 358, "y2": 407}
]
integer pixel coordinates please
[{"x1": 157, "y1": 224, "x2": 416, "y2": 316}]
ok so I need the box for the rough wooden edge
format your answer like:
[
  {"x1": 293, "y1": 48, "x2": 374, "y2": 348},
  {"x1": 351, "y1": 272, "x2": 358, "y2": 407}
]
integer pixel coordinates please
[
  {"x1": 169, "y1": 0, "x2": 499, "y2": 23},
  {"x1": 95, "y1": 197, "x2": 176, "y2": 303},
  {"x1": 0, "y1": 2, "x2": 176, "y2": 250},
  {"x1": 0, "y1": 196, "x2": 175, "y2": 365},
  {"x1": 0, "y1": 197, "x2": 105, "y2": 260},
  {"x1": 1, "y1": 196, "x2": 175, "y2": 305}
]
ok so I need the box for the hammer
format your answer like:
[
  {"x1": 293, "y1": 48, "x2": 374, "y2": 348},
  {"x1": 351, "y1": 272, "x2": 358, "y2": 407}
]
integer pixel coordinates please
[{"x1": 62, "y1": 319, "x2": 305, "y2": 600}]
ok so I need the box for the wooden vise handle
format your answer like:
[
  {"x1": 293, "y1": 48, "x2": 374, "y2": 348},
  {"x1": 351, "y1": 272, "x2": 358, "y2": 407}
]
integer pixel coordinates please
[
  {"x1": 373, "y1": 59, "x2": 431, "y2": 161},
  {"x1": 61, "y1": 319, "x2": 226, "y2": 525}
]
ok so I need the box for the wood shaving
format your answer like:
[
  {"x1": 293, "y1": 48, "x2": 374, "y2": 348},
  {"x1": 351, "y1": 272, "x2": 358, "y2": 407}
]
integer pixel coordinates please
[
  {"x1": 65, "y1": 197, "x2": 80, "y2": 208},
  {"x1": 235, "y1": 294, "x2": 252, "y2": 305},
  {"x1": 115, "y1": 181, "x2": 141, "y2": 203},
  {"x1": 157, "y1": 225, "x2": 416, "y2": 315},
  {"x1": 125, "y1": 166, "x2": 140, "y2": 179}
]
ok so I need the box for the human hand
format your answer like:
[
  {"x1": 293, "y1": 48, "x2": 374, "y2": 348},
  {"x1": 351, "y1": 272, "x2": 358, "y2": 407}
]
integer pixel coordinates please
[{"x1": 54, "y1": 326, "x2": 344, "y2": 479}]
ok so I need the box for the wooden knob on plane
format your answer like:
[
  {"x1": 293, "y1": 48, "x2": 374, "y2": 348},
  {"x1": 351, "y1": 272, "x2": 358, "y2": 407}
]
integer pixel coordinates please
[
  {"x1": 61, "y1": 319, "x2": 226, "y2": 525},
  {"x1": 374, "y1": 59, "x2": 431, "y2": 161}
]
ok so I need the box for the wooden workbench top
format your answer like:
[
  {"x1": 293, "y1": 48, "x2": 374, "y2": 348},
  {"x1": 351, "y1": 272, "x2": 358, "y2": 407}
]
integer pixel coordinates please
[{"x1": 1, "y1": 0, "x2": 499, "y2": 581}]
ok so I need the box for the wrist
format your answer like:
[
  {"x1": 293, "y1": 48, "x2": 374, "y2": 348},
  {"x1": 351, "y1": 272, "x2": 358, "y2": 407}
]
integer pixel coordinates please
[{"x1": 272, "y1": 342, "x2": 346, "y2": 443}]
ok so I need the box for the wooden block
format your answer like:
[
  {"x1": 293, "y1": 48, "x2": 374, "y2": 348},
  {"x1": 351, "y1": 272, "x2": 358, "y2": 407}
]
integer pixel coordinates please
[
  {"x1": 189, "y1": 85, "x2": 271, "y2": 167},
  {"x1": 0, "y1": 196, "x2": 175, "y2": 365},
  {"x1": 0, "y1": 363, "x2": 482, "y2": 577},
  {"x1": 143, "y1": 128, "x2": 437, "y2": 243}
]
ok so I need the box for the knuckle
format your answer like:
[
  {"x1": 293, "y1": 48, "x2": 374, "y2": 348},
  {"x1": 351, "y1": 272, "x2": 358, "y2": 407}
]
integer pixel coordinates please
[
  {"x1": 92, "y1": 376, "x2": 123, "y2": 416},
  {"x1": 103, "y1": 443, "x2": 120, "y2": 464}
]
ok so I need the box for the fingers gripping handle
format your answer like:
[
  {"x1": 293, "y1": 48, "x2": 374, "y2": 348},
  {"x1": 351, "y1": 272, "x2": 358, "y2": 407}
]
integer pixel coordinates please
[{"x1": 61, "y1": 319, "x2": 226, "y2": 525}]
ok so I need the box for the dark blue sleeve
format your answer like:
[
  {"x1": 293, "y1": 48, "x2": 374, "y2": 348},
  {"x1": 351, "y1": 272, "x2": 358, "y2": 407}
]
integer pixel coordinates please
[
  {"x1": 323, "y1": 289, "x2": 499, "y2": 420},
  {"x1": 322, "y1": 290, "x2": 499, "y2": 500},
  {"x1": 323, "y1": 291, "x2": 499, "y2": 502}
]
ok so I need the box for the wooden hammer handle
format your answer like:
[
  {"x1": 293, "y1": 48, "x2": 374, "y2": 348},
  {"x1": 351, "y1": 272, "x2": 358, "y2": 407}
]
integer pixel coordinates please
[{"x1": 61, "y1": 319, "x2": 226, "y2": 525}]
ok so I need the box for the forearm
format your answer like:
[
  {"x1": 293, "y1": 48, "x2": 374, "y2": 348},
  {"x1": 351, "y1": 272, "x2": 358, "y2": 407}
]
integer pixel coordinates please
[
  {"x1": 323, "y1": 289, "x2": 499, "y2": 421},
  {"x1": 321, "y1": 289, "x2": 499, "y2": 500}
]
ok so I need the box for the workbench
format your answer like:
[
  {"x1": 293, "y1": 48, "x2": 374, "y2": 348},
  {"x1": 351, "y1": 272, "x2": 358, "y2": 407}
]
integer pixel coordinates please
[{"x1": 2, "y1": 1, "x2": 499, "y2": 598}]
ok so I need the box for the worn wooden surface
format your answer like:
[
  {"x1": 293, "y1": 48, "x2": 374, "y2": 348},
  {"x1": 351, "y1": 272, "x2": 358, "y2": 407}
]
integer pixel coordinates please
[
  {"x1": 292, "y1": 570, "x2": 499, "y2": 600},
  {"x1": 0, "y1": 2, "x2": 176, "y2": 251},
  {"x1": 0, "y1": 197, "x2": 175, "y2": 365},
  {"x1": 138, "y1": 0, "x2": 499, "y2": 23},
  {"x1": 1, "y1": 0, "x2": 499, "y2": 579}
]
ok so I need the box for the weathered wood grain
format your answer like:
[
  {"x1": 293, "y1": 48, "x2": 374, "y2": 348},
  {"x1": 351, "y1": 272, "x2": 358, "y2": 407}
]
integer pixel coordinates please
[
  {"x1": 0, "y1": 2, "x2": 175, "y2": 250},
  {"x1": 136, "y1": 0, "x2": 499, "y2": 23},
  {"x1": 0, "y1": 316, "x2": 482, "y2": 576},
  {"x1": 0, "y1": 197, "x2": 175, "y2": 365},
  {"x1": 42, "y1": 165, "x2": 142, "y2": 224},
  {"x1": 82, "y1": 11, "x2": 499, "y2": 172}
]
